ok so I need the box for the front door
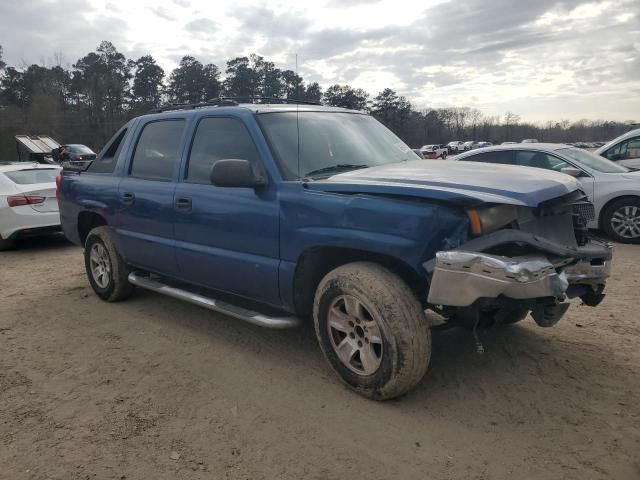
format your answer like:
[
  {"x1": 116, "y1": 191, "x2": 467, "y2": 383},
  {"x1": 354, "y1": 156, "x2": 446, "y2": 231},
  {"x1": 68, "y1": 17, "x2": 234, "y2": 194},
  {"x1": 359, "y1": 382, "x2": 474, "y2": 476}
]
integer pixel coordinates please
[
  {"x1": 173, "y1": 116, "x2": 280, "y2": 305},
  {"x1": 115, "y1": 118, "x2": 186, "y2": 276},
  {"x1": 602, "y1": 136, "x2": 640, "y2": 169}
]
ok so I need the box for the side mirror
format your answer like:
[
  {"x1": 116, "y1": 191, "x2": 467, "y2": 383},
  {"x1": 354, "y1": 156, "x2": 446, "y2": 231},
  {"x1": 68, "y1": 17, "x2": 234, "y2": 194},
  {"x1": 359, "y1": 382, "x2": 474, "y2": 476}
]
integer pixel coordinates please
[
  {"x1": 210, "y1": 159, "x2": 267, "y2": 188},
  {"x1": 560, "y1": 167, "x2": 583, "y2": 177}
]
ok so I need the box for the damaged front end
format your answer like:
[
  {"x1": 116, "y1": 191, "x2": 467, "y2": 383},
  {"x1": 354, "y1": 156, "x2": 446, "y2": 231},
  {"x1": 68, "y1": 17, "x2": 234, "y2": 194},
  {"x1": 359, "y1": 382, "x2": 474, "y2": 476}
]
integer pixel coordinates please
[{"x1": 424, "y1": 192, "x2": 612, "y2": 328}]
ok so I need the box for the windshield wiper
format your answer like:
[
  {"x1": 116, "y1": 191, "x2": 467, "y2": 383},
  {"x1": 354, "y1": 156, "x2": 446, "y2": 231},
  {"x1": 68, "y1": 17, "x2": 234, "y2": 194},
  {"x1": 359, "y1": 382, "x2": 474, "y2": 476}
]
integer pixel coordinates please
[{"x1": 304, "y1": 164, "x2": 370, "y2": 178}]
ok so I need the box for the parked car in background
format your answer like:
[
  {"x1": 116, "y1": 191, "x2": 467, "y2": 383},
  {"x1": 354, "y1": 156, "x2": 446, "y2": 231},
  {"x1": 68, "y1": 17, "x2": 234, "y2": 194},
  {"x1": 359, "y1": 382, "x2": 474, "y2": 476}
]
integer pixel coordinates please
[
  {"x1": 595, "y1": 128, "x2": 640, "y2": 169},
  {"x1": 419, "y1": 144, "x2": 447, "y2": 159},
  {"x1": 57, "y1": 101, "x2": 611, "y2": 400},
  {"x1": 0, "y1": 162, "x2": 61, "y2": 250},
  {"x1": 521, "y1": 139, "x2": 539, "y2": 143},
  {"x1": 446, "y1": 141, "x2": 465, "y2": 153},
  {"x1": 501, "y1": 141, "x2": 517, "y2": 145},
  {"x1": 463, "y1": 141, "x2": 474, "y2": 151},
  {"x1": 454, "y1": 143, "x2": 640, "y2": 243},
  {"x1": 55, "y1": 144, "x2": 97, "y2": 163},
  {"x1": 472, "y1": 141, "x2": 492, "y2": 149}
]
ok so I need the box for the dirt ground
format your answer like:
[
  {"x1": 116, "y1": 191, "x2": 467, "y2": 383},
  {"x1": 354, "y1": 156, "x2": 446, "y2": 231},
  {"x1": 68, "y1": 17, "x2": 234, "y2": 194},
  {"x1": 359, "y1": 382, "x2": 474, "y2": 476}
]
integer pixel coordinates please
[{"x1": 1, "y1": 236, "x2": 639, "y2": 480}]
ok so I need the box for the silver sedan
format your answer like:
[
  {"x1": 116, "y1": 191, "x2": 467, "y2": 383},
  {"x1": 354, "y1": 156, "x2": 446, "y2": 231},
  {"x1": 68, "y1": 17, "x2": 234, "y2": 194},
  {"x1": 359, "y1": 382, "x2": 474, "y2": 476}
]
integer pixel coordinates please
[{"x1": 453, "y1": 143, "x2": 640, "y2": 243}]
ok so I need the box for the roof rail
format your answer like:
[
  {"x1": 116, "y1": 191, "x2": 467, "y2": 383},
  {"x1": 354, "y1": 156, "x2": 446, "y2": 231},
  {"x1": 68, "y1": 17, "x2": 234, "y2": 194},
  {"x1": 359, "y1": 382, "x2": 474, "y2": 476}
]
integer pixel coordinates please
[
  {"x1": 149, "y1": 98, "x2": 239, "y2": 114},
  {"x1": 148, "y1": 96, "x2": 320, "y2": 114},
  {"x1": 220, "y1": 96, "x2": 321, "y2": 106}
]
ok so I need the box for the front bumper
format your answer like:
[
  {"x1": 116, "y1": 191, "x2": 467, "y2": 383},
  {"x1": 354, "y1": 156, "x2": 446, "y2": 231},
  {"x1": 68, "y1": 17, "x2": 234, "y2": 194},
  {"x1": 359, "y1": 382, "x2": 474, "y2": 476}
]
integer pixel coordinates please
[{"x1": 424, "y1": 236, "x2": 612, "y2": 308}]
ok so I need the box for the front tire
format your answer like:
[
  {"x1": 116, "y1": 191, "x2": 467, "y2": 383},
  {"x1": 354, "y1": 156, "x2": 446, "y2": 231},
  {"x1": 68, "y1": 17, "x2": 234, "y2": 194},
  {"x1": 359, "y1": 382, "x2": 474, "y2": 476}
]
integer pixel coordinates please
[
  {"x1": 84, "y1": 226, "x2": 134, "y2": 301},
  {"x1": 313, "y1": 262, "x2": 431, "y2": 400},
  {"x1": 0, "y1": 236, "x2": 14, "y2": 251},
  {"x1": 601, "y1": 197, "x2": 640, "y2": 244}
]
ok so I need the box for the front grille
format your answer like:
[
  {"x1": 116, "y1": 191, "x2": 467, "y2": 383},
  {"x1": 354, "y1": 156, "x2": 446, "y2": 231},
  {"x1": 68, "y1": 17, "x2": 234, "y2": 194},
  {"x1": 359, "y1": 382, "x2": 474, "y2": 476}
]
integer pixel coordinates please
[{"x1": 574, "y1": 201, "x2": 595, "y2": 223}]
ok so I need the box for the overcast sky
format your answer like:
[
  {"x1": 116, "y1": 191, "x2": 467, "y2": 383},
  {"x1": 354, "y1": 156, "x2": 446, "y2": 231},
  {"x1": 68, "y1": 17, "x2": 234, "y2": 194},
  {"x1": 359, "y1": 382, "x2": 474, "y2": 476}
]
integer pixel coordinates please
[{"x1": 1, "y1": 0, "x2": 638, "y2": 122}]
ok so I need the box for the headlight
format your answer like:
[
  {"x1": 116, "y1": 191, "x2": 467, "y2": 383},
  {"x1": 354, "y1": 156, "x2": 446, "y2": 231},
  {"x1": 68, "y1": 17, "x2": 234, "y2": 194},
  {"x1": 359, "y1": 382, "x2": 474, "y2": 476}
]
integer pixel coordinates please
[{"x1": 466, "y1": 205, "x2": 518, "y2": 236}]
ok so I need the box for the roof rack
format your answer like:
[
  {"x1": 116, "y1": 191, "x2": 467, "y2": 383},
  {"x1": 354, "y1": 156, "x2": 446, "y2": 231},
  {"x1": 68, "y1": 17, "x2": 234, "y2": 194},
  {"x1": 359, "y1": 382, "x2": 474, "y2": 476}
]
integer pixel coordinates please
[{"x1": 149, "y1": 96, "x2": 320, "y2": 114}]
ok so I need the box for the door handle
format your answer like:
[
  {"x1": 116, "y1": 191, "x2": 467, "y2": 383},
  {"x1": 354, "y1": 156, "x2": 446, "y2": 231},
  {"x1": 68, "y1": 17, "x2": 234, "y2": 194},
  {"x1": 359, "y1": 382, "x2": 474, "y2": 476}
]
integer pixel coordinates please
[
  {"x1": 175, "y1": 197, "x2": 192, "y2": 211},
  {"x1": 121, "y1": 192, "x2": 135, "y2": 205}
]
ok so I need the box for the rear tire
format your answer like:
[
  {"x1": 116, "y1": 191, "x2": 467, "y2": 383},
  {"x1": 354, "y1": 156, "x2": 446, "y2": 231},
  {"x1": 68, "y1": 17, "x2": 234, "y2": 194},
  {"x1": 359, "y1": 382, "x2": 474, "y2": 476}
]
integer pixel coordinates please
[
  {"x1": 84, "y1": 226, "x2": 134, "y2": 302},
  {"x1": 601, "y1": 197, "x2": 640, "y2": 244},
  {"x1": 313, "y1": 262, "x2": 431, "y2": 400}
]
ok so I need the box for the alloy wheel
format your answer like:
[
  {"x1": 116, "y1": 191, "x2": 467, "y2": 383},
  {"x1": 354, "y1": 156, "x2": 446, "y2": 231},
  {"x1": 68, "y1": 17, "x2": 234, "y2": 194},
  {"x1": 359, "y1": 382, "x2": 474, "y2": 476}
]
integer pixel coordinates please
[
  {"x1": 327, "y1": 295, "x2": 383, "y2": 375},
  {"x1": 611, "y1": 205, "x2": 640, "y2": 239},
  {"x1": 89, "y1": 243, "x2": 111, "y2": 289}
]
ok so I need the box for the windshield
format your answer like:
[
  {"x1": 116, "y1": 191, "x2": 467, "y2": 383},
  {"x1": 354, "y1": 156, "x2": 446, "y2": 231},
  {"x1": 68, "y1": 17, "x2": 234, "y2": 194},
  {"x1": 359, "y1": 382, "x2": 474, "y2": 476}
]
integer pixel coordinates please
[
  {"x1": 258, "y1": 112, "x2": 418, "y2": 179},
  {"x1": 558, "y1": 148, "x2": 629, "y2": 173}
]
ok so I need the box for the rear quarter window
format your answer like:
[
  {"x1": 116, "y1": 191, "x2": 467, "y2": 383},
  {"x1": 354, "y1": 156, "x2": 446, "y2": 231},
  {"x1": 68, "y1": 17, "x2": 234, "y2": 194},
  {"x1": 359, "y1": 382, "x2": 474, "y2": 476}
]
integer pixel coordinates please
[{"x1": 88, "y1": 127, "x2": 128, "y2": 174}]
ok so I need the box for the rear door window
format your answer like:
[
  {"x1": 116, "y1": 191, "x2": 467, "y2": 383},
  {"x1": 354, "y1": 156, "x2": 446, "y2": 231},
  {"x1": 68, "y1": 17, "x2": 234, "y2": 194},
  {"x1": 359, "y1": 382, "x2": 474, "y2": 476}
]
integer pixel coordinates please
[
  {"x1": 186, "y1": 117, "x2": 259, "y2": 184},
  {"x1": 130, "y1": 120, "x2": 185, "y2": 181}
]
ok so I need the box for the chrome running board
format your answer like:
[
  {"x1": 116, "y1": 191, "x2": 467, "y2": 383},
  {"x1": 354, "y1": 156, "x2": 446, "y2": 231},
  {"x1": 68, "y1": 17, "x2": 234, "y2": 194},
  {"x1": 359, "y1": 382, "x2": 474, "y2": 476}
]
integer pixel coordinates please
[{"x1": 128, "y1": 272, "x2": 300, "y2": 329}]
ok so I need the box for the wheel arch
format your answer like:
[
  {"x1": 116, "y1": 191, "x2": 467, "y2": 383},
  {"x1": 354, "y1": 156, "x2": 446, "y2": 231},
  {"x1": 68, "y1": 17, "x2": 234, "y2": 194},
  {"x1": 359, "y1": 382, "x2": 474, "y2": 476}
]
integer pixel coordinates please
[
  {"x1": 78, "y1": 211, "x2": 108, "y2": 246},
  {"x1": 598, "y1": 194, "x2": 640, "y2": 230},
  {"x1": 292, "y1": 246, "x2": 427, "y2": 318}
]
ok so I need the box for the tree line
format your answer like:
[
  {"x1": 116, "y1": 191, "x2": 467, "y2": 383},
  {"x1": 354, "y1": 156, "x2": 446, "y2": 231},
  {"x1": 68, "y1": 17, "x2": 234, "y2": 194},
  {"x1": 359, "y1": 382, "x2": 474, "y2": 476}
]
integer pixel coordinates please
[{"x1": 0, "y1": 41, "x2": 634, "y2": 159}]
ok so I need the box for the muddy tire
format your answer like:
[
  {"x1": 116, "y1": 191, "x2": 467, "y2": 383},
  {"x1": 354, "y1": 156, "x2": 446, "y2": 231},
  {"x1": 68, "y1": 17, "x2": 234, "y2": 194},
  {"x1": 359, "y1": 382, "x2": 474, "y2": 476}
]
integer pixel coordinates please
[
  {"x1": 84, "y1": 226, "x2": 134, "y2": 302},
  {"x1": 313, "y1": 262, "x2": 431, "y2": 400},
  {"x1": 0, "y1": 236, "x2": 14, "y2": 251},
  {"x1": 601, "y1": 197, "x2": 640, "y2": 244}
]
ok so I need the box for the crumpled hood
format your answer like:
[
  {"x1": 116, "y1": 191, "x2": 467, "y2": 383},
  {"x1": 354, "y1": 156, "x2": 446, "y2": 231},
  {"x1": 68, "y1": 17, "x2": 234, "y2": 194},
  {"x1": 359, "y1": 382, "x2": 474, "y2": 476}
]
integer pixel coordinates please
[{"x1": 305, "y1": 160, "x2": 580, "y2": 207}]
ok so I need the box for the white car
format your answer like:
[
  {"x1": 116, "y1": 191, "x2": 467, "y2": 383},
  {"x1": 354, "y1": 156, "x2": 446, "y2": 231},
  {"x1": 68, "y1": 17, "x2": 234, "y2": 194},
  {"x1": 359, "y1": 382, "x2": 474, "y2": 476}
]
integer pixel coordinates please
[
  {"x1": 454, "y1": 144, "x2": 640, "y2": 243},
  {"x1": 446, "y1": 141, "x2": 466, "y2": 153},
  {"x1": 0, "y1": 162, "x2": 61, "y2": 250},
  {"x1": 595, "y1": 128, "x2": 640, "y2": 169},
  {"x1": 419, "y1": 144, "x2": 447, "y2": 159}
]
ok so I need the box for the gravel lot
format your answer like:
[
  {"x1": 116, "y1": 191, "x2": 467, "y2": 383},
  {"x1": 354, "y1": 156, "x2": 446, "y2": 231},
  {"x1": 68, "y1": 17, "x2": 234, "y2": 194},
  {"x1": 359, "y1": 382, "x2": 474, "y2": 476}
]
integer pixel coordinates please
[{"x1": 1, "y1": 236, "x2": 639, "y2": 480}]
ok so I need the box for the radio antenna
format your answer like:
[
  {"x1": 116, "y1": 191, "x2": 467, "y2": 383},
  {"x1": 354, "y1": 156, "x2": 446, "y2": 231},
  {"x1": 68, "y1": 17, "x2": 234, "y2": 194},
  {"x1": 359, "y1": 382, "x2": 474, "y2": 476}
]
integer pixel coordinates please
[{"x1": 296, "y1": 53, "x2": 301, "y2": 179}]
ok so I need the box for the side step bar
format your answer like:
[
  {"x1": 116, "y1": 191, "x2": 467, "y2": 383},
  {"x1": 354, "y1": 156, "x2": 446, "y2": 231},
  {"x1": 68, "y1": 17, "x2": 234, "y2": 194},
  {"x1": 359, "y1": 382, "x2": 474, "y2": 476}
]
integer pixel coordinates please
[{"x1": 128, "y1": 272, "x2": 300, "y2": 329}]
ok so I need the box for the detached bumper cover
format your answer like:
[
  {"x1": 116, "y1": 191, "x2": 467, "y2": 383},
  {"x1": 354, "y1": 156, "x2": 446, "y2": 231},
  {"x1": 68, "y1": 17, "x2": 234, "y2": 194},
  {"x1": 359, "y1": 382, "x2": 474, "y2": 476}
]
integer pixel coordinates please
[{"x1": 424, "y1": 235, "x2": 611, "y2": 307}]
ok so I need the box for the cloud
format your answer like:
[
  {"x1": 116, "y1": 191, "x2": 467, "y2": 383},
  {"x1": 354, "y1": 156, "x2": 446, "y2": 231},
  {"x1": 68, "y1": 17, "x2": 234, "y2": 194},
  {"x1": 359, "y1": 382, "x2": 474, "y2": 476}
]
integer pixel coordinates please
[
  {"x1": 185, "y1": 18, "x2": 219, "y2": 33},
  {"x1": 0, "y1": 0, "x2": 131, "y2": 66},
  {"x1": 149, "y1": 6, "x2": 173, "y2": 21},
  {"x1": 325, "y1": 0, "x2": 383, "y2": 6},
  {"x1": 0, "y1": 0, "x2": 637, "y2": 121}
]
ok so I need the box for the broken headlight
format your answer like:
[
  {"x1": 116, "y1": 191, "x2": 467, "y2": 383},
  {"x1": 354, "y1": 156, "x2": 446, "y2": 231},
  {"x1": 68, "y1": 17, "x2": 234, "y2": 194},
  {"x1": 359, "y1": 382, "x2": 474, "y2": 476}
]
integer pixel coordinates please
[{"x1": 467, "y1": 205, "x2": 518, "y2": 236}]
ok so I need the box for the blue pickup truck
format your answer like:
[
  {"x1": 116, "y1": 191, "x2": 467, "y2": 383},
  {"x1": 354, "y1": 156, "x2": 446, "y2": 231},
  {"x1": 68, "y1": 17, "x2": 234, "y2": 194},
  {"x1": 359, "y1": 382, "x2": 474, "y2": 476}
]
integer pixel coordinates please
[{"x1": 57, "y1": 100, "x2": 612, "y2": 400}]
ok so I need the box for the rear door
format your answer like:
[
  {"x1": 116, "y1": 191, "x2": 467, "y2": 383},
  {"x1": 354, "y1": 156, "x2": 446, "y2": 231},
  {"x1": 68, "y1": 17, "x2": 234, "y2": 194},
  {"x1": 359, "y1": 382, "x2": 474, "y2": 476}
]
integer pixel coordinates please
[
  {"x1": 116, "y1": 118, "x2": 186, "y2": 276},
  {"x1": 173, "y1": 115, "x2": 280, "y2": 305}
]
